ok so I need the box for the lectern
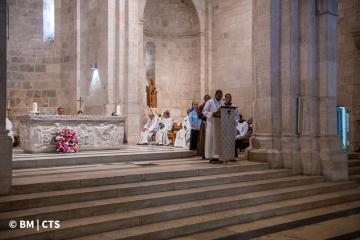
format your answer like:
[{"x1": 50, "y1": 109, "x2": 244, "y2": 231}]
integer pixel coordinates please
[{"x1": 214, "y1": 106, "x2": 237, "y2": 162}]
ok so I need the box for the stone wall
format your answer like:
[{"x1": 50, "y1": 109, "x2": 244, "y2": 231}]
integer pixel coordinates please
[
  {"x1": 337, "y1": 0, "x2": 360, "y2": 151},
  {"x1": 7, "y1": 0, "x2": 76, "y2": 121},
  {"x1": 143, "y1": 0, "x2": 201, "y2": 121},
  {"x1": 79, "y1": 0, "x2": 108, "y2": 115},
  {"x1": 210, "y1": 0, "x2": 253, "y2": 120}
]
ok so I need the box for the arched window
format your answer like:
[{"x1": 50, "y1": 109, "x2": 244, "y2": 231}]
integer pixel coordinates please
[{"x1": 43, "y1": 0, "x2": 54, "y2": 42}]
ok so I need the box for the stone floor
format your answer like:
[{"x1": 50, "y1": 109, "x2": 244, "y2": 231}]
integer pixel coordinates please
[{"x1": 172, "y1": 201, "x2": 360, "y2": 240}]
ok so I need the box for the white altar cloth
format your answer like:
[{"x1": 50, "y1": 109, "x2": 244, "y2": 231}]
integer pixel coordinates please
[{"x1": 17, "y1": 115, "x2": 126, "y2": 153}]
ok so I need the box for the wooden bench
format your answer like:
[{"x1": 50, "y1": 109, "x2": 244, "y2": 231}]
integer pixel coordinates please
[{"x1": 168, "y1": 124, "x2": 182, "y2": 145}]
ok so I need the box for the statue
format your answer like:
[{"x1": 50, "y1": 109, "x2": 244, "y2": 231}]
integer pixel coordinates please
[{"x1": 147, "y1": 78, "x2": 157, "y2": 108}]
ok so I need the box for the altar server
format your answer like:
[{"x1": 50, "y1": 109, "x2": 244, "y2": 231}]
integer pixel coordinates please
[{"x1": 138, "y1": 112, "x2": 159, "y2": 145}]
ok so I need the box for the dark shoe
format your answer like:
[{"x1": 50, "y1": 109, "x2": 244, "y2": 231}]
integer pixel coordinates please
[{"x1": 209, "y1": 158, "x2": 220, "y2": 164}]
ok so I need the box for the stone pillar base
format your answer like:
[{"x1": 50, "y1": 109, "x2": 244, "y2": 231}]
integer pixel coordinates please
[
  {"x1": 0, "y1": 133, "x2": 12, "y2": 195},
  {"x1": 319, "y1": 136, "x2": 348, "y2": 181},
  {"x1": 247, "y1": 135, "x2": 282, "y2": 169}
]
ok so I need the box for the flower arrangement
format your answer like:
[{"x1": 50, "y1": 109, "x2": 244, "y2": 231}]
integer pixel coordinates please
[{"x1": 53, "y1": 129, "x2": 79, "y2": 153}]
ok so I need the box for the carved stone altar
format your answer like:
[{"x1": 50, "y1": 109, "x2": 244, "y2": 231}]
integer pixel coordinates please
[{"x1": 17, "y1": 115, "x2": 126, "y2": 153}]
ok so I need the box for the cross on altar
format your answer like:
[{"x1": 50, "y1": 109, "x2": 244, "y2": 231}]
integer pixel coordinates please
[{"x1": 76, "y1": 97, "x2": 85, "y2": 112}]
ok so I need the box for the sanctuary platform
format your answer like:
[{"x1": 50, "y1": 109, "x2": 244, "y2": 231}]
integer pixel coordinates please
[
  {"x1": 12, "y1": 145, "x2": 193, "y2": 169},
  {"x1": 16, "y1": 115, "x2": 126, "y2": 153}
]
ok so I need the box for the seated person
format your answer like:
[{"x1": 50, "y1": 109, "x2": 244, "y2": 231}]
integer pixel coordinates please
[
  {"x1": 6, "y1": 117, "x2": 14, "y2": 144},
  {"x1": 235, "y1": 114, "x2": 250, "y2": 154},
  {"x1": 156, "y1": 110, "x2": 174, "y2": 146},
  {"x1": 138, "y1": 112, "x2": 159, "y2": 145},
  {"x1": 174, "y1": 109, "x2": 191, "y2": 148},
  {"x1": 57, "y1": 107, "x2": 64, "y2": 115}
]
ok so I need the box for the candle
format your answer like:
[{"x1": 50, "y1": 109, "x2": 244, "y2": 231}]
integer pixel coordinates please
[
  {"x1": 32, "y1": 102, "x2": 38, "y2": 113},
  {"x1": 116, "y1": 105, "x2": 121, "y2": 115},
  {"x1": 7, "y1": 99, "x2": 10, "y2": 109}
]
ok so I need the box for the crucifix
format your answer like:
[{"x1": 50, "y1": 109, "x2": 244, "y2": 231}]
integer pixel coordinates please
[{"x1": 76, "y1": 97, "x2": 85, "y2": 113}]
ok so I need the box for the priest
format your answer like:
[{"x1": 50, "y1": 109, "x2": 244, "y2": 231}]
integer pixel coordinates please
[
  {"x1": 138, "y1": 112, "x2": 159, "y2": 145},
  {"x1": 202, "y1": 90, "x2": 224, "y2": 162},
  {"x1": 155, "y1": 110, "x2": 174, "y2": 146}
]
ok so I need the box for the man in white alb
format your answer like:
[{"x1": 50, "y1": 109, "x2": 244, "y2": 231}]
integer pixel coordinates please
[
  {"x1": 156, "y1": 110, "x2": 174, "y2": 146},
  {"x1": 174, "y1": 109, "x2": 191, "y2": 148},
  {"x1": 6, "y1": 117, "x2": 14, "y2": 144},
  {"x1": 235, "y1": 114, "x2": 250, "y2": 155},
  {"x1": 202, "y1": 90, "x2": 224, "y2": 162},
  {"x1": 138, "y1": 112, "x2": 159, "y2": 145}
]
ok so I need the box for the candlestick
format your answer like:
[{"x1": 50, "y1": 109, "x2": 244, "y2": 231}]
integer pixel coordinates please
[{"x1": 32, "y1": 102, "x2": 38, "y2": 113}]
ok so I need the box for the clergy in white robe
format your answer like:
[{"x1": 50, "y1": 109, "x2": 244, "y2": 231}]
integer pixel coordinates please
[
  {"x1": 6, "y1": 118, "x2": 14, "y2": 143},
  {"x1": 236, "y1": 120, "x2": 249, "y2": 140},
  {"x1": 156, "y1": 110, "x2": 174, "y2": 146},
  {"x1": 138, "y1": 112, "x2": 159, "y2": 145},
  {"x1": 174, "y1": 111, "x2": 191, "y2": 148},
  {"x1": 203, "y1": 90, "x2": 224, "y2": 160}
]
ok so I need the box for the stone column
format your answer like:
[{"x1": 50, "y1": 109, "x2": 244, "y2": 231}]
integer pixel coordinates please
[
  {"x1": 351, "y1": 27, "x2": 360, "y2": 151},
  {"x1": 280, "y1": 0, "x2": 301, "y2": 174},
  {"x1": 105, "y1": 0, "x2": 116, "y2": 115},
  {"x1": 317, "y1": 0, "x2": 348, "y2": 181},
  {"x1": 299, "y1": 0, "x2": 321, "y2": 176},
  {"x1": 0, "y1": 0, "x2": 12, "y2": 195},
  {"x1": 248, "y1": 0, "x2": 282, "y2": 169},
  {"x1": 125, "y1": 0, "x2": 143, "y2": 144},
  {"x1": 118, "y1": 0, "x2": 127, "y2": 118}
]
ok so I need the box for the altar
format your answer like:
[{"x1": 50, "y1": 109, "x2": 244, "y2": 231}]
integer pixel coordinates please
[{"x1": 17, "y1": 115, "x2": 126, "y2": 153}]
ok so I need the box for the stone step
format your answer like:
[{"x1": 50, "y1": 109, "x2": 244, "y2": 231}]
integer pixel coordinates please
[
  {"x1": 170, "y1": 200, "x2": 360, "y2": 240},
  {"x1": 348, "y1": 153, "x2": 360, "y2": 160},
  {"x1": 349, "y1": 166, "x2": 360, "y2": 175},
  {"x1": 0, "y1": 169, "x2": 291, "y2": 212},
  {"x1": 11, "y1": 162, "x2": 270, "y2": 194},
  {"x1": 350, "y1": 174, "x2": 360, "y2": 183},
  {"x1": 348, "y1": 159, "x2": 360, "y2": 168},
  {"x1": 0, "y1": 181, "x2": 356, "y2": 240},
  {"x1": 0, "y1": 175, "x2": 326, "y2": 229},
  {"x1": 12, "y1": 147, "x2": 194, "y2": 169}
]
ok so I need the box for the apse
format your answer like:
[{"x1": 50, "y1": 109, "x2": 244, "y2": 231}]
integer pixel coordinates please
[{"x1": 143, "y1": 0, "x2": 201, "y2": 120}]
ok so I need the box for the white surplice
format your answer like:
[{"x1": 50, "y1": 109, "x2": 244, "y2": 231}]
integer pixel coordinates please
[
  {"x1": 6, "y1": 118, "x2": 14, "y2": 143},
  {"x1": 236, "y1": 121, "x2": 249, "y2": 139},
  {"x1": 155, "y1": 117, "x2": 174, "y2": 145},
  {"x1": 174, "y1": 115, "x2": 191, "y2": 148},
  {"x1": 138, "y1": 117, "x2": 159, "y2": 144},
  {"x1": 203, "y1": 98, "x2": 224, "y2": 159}
]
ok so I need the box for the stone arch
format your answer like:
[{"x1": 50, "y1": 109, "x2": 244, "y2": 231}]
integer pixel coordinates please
[{"x1": 139, "y1": 0, "x2": 205, "y2": 33}]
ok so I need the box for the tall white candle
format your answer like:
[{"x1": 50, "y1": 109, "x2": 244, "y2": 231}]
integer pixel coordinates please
[
  {"x1": 32, "y1": 102, "x2": 38, "y2": 113},
  {"x1": 116, "y1": 105, "x2": 121, "y2": 115},
  {"x1": 7, "y1": 100, "x2": 10, "y2": 109}
]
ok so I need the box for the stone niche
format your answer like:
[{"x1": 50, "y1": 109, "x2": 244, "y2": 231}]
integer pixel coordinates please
[{"x1": 143, "y1": 0, "x2": 201, "y2": 121}]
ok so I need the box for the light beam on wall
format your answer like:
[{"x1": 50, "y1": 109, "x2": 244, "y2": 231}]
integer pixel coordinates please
[
  {"x1": 43, "y1": 0, "x2": 55, "y2": 42},
  {"x1": 87, "y1": 68, "x2": 105, "y2": 107}
]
